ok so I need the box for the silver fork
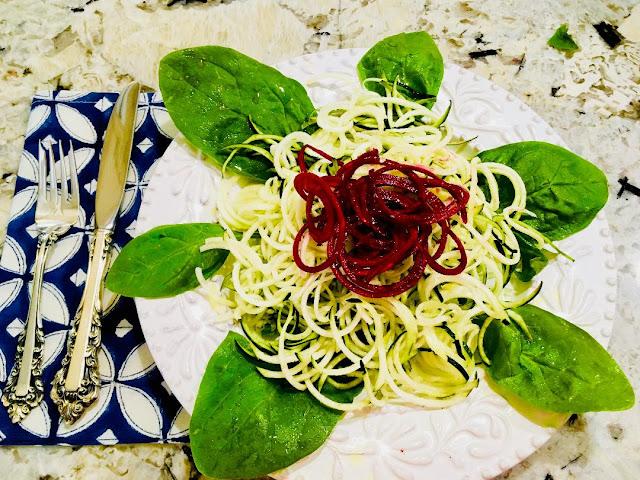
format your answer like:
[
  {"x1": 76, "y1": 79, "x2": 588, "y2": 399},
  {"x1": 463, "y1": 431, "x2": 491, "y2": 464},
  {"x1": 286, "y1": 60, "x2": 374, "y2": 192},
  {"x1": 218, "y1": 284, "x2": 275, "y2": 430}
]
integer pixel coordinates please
[{"x1": 1, "y1": 140, "x2": 80, "y2": 423}]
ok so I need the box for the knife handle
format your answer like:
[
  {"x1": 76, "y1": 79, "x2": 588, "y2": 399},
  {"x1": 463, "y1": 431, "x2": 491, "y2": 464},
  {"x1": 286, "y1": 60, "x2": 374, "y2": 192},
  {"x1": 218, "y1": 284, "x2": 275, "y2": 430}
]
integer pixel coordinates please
[{"x1": 51, "y1": 228, "x2": 112, "y2": 424}]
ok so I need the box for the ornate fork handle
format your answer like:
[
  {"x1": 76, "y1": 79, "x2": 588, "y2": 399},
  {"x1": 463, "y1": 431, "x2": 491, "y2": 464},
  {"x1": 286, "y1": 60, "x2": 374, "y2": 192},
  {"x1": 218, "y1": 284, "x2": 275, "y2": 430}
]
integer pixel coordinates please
[
  {"x1": 51, "y1": 229, "x2": 112, "y2": 424},
  {"x1": 2, "y1": 231, "x2": 58, "y2": 423}
]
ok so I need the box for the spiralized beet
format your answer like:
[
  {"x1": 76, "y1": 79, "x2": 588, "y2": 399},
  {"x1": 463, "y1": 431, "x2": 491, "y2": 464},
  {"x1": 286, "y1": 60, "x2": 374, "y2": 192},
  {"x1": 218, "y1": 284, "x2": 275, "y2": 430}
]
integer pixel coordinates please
[{"x1": 292, "y1": 145, "x2": 470, "y2": 297}]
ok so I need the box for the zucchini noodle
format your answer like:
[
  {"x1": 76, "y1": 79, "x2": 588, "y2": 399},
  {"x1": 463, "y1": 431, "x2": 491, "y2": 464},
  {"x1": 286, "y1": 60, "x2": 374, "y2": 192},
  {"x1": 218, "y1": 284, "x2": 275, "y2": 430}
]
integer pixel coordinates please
[{"x1": 199, "y1": 84, "x2": 548, "y2": 411}]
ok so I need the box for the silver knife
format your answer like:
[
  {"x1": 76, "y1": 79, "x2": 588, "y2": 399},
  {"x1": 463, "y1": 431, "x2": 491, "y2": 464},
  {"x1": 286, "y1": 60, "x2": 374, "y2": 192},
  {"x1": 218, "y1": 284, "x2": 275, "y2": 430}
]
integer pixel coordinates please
[{"x1": 51, "y1": 82, "x2": 140, "y2": 424}]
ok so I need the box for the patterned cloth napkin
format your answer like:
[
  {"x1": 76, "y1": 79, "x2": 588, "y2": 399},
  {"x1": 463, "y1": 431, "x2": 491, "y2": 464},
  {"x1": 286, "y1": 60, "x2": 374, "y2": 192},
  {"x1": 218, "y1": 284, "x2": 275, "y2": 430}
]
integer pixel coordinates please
[{"x1": 0, "y1": 91, "x2": 189, "y2": 445}]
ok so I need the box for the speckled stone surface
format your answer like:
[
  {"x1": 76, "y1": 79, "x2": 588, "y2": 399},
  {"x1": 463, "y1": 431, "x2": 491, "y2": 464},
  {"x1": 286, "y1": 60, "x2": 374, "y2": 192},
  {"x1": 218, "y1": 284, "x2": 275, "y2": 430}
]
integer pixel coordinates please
[{"x1": 0, "y1": 1, "x2": 638, "y2": 479}]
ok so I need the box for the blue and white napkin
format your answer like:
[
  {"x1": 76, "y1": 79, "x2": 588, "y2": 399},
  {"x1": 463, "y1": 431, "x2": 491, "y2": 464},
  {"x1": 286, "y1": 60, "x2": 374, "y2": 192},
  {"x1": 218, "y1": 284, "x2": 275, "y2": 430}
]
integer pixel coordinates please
[{"x1": 0, "y1": 91, "x2": 188, "y2": 445}]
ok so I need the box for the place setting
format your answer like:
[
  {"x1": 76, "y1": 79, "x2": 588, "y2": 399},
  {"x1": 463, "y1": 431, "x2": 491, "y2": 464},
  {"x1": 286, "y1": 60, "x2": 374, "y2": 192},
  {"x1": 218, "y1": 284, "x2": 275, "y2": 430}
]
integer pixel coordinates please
[{"x1": 0, "y1": 28, "x2": 634, "y2": 480}]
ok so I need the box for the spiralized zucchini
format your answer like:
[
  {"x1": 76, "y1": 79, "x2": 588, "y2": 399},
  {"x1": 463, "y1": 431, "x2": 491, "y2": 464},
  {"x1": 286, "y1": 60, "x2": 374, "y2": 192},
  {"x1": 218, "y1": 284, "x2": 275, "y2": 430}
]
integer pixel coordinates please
[{"x1": 199, "y1": 84, "x2": 548, "y2": 411}]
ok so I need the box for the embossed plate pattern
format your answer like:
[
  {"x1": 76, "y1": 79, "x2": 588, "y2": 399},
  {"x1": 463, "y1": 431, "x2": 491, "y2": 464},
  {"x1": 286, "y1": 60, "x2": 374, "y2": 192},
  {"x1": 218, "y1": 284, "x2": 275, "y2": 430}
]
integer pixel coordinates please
[{"x1": 135, "y1": 49, "x2": 616, "y2": 480}]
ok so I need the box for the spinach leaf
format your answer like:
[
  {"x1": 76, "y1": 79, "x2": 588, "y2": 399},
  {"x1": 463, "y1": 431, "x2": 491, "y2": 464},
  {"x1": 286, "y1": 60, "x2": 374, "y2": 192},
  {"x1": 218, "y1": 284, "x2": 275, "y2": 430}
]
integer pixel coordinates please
[
  {"x1": 513, "y1": 231, "x2": 551, "y2": 282},
  {"x1": 483, "y1": 304, "x2": 634, "y2": 413},
  {"x1": 548, "y1": 24, "x2": 580, "y2": 53},
  {"x1": 357, "y1": 31, "x2": 444, "y2": 102},
  {"x1": 478, "y1": 141, "x2": 608, "y2": 240},
  {"x1": 105, "y1": 223, "x2": 228, "y2": 298},
  {"x1": 159, "y1": 46, "x2": 315, "y2": 182},
  {"x1": 191, "y1": 332, "x2": 360, "y2": 479}
]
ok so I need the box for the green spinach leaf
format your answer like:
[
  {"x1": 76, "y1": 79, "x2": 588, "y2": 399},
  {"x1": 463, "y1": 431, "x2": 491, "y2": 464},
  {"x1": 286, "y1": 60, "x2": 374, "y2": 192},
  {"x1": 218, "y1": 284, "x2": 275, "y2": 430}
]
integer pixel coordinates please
[
  {"x1": 513, "y1": 231, "x2": 551, "y2": 282},
  {"x1": 478, "y1": 141, "x2": 608, "y2": 240},
  {"x1": 483, "y1": 304, "x2": 634, "y2": 413},
  {"x1": 191, "y1": 332, "x2": 360, "y2": 479},
  {"x1": 357, "y1": 31, "x2": 444, "y2": 102},
  {"x1": 105, "y1": 223, "x2": 228, "y2": 298},
  {"x1": 548, "y1": 24, "x2": 580, "y2": 53},
  {"x1": 159, "y1": 46, "x2": 315, "y2": 182}
]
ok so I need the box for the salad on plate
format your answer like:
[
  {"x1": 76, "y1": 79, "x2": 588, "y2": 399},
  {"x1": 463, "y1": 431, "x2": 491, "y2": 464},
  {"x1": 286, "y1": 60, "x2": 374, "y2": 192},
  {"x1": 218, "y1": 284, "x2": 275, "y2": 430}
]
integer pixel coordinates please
[{"x1": 106, "y1": 32, "x2": 634, "y2": 479}]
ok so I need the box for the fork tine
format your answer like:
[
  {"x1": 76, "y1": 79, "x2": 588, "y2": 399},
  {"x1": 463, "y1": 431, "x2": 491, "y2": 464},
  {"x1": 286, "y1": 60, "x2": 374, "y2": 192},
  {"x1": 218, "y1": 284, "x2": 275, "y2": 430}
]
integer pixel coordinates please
[
  {"x1": 37, "y1": 141, "x2": 47, "y2": 209},
  {"x1": 68, "y1": 140, "x2": 80, "y2": 208},
  {"x1": 46, "y1": 142, "x2": 59, "y2": 208},
  {"x1": 59, "y1": 141, "x2": 69, "y2": 206}
]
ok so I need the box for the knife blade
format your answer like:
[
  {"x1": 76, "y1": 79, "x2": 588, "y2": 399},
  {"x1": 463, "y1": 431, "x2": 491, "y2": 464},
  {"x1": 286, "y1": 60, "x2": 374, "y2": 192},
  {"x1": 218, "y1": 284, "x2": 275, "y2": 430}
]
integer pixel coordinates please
[
  {"x1": 96, "y1": 82, "x2": 140, "y2": 230},
  {"x1": 51, "y1": 82, "x2": 140, "y2": 423}
]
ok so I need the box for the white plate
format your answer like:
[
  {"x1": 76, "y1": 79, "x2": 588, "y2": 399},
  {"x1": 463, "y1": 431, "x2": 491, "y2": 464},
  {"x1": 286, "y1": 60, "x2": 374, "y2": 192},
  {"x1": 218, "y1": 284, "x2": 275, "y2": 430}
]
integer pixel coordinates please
[{"x1": 135, "y1": 49, "x2": 617, "y2": 480}]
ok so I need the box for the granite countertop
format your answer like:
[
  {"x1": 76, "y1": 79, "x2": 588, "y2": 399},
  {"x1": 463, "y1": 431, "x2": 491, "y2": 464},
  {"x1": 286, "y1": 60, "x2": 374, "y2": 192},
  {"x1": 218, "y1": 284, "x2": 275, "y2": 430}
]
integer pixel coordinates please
[{"x1": 0, "y1": 0, "x2": 639, "y2": 479}]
